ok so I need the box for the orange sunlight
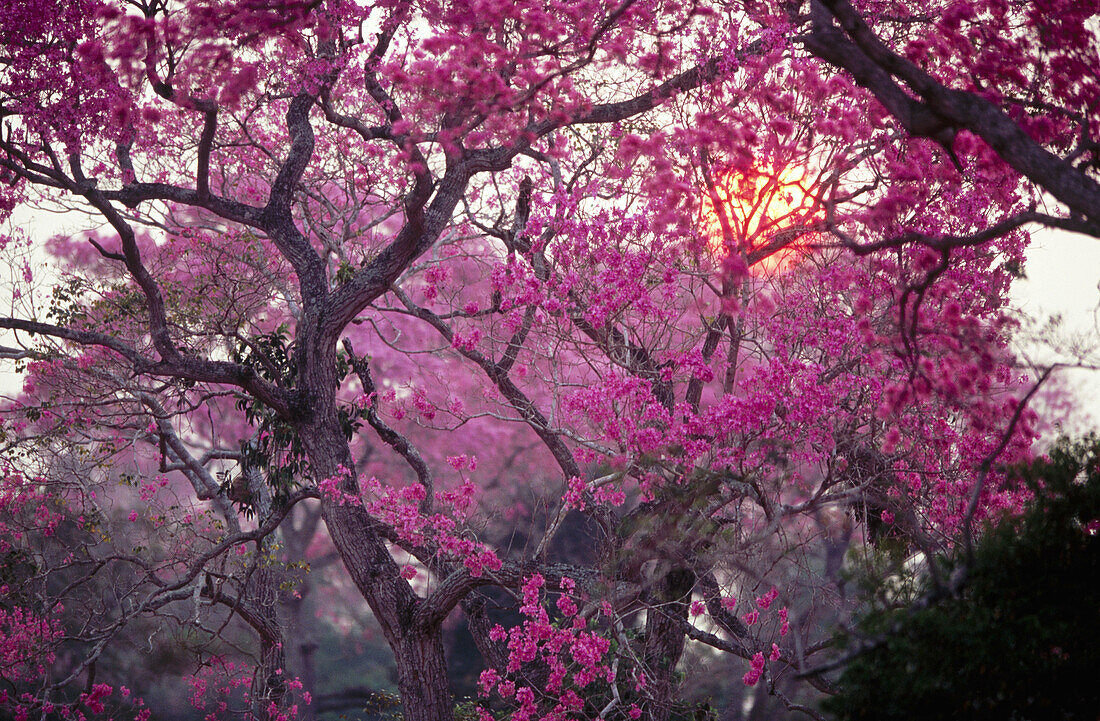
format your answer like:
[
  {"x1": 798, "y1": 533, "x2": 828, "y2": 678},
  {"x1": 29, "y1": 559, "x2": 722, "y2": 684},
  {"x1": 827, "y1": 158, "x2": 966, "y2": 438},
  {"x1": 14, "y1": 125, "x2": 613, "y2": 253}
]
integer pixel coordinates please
[{"x1": 701, "y1": 164, "x2": 820, "y2": 276}]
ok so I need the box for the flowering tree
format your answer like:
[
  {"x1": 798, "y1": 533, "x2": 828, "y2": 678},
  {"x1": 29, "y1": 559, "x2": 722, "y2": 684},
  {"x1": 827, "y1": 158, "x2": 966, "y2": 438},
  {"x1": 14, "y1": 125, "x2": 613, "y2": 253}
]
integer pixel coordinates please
[{"x1": 0, "y1": 0, "x2": 1094, "y2": 720}]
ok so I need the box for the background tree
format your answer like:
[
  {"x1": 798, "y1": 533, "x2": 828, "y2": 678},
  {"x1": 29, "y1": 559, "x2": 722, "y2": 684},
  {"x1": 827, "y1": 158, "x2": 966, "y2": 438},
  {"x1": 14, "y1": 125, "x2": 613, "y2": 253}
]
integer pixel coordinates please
[
  {"x1": 0, "y1": 0, "x2": 1095, "y2": 719},
  {"x1": 824, "y1": 435, "x2": 1100, "y2": 721}
]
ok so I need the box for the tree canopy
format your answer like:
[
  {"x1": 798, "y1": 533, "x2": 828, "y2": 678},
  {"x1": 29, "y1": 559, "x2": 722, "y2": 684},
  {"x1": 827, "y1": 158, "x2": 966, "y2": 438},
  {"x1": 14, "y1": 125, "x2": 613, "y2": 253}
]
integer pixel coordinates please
[{"x1": 0, "y1": 1, "x2": 1096, "y2": 720}]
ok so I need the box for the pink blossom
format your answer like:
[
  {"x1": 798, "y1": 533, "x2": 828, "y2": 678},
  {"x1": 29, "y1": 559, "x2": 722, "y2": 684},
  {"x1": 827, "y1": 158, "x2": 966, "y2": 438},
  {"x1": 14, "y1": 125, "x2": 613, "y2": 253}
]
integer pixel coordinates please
[{"x1": 478, "y1": 669, "x2": 498, "y2": 697}]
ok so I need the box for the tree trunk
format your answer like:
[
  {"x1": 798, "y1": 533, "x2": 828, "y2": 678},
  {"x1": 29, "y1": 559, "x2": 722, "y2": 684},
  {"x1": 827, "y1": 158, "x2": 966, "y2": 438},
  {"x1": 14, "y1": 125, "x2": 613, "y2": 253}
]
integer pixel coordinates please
[
  {"x1": 252, "y1": 631, "x2": 289, "y2": 719},
  {"x1": 301, "y1": 411, "x2": 456, "y2": 721},
  {"x1": 280, "y1": 505, "x2": 325, "y2": 721},
  {"x1": 642, "y1": 566, "x2": 694, "y2": 721},
  {"x1": 283, "y1": 593, "x2": 318, "y2": 721},
  {"x1": 395, "y1": 628, "x2": 456, "y2": 721}
]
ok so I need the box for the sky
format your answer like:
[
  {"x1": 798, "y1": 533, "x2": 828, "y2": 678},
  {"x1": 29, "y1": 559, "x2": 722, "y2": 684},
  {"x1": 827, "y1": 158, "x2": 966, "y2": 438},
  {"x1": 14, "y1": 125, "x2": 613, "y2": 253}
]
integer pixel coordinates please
[
  {"x1": 1009, "y1": 229, "x2": 1100, "y2": 432},
  {"x1": 1012, "y1": 231, "x2": 1100, "y2": 341}
]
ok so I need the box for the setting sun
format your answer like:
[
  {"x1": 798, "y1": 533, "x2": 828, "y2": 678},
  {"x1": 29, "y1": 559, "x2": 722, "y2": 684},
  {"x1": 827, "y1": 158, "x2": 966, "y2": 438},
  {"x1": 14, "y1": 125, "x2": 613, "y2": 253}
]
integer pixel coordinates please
[{"x1": 701, "y1": 164, "x2": 821, "y2": 276}]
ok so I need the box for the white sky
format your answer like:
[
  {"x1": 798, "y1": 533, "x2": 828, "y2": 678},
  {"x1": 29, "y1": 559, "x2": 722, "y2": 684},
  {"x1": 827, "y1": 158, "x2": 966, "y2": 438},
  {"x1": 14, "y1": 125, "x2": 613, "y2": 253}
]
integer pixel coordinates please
[{"x1": 1009, "y1": 229, "x2": 1100, "y2": 432}]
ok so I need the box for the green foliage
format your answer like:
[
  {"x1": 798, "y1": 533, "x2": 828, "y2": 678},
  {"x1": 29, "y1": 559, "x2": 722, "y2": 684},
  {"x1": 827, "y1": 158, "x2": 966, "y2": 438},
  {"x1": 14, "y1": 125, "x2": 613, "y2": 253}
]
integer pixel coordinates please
[
  {"x1": 825, "y1": 436, "x2": 1100, "y2": 721},
  {"x1": 224, "y1": 326, "x2": 371, "y2": 516},
  {"x1": 335, "y1": 260, "x2": 358, "y2": 285},
  {"x1": 46, "y1": 277, "x2": 90, "y2": 326},
  {"x1": 225, "y1": 326, "x2": 305, "y2": 516},
  {"x1": 452, "y1": 700, "x2": 484, "y2": 721}
]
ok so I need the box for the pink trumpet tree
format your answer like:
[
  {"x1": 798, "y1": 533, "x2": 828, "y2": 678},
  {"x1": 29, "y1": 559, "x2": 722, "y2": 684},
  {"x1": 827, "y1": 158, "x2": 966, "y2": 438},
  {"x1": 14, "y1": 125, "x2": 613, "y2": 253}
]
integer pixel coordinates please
[{"x1": 0, "y1": 0, "x2": 1094, "y2": 719}]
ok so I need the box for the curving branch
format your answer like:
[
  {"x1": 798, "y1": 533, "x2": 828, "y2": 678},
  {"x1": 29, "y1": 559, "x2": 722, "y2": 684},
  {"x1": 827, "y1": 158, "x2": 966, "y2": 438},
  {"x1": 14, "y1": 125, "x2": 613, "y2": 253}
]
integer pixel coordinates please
[
  {"x1": 0, "y1": 317, "x2": 294, "y2": 417},
  {"x1": 321, "y1": 163, "x2": 472, "y2": 340},
  {"x1": 196, "y1": 104, "x2": 218, "y2": 199},
  {"x1": 259, "y1": 93, "x2": 330, "y2": 303},
  {"x1": 804, "y1": 0, "x2": 1100, "y2": 236},
  {"x1": 821, "y1": 209, "x2": 1095, "y2": 255},
  {"x1": 341, "y1": 338, "x2": 434, "y2": 513},
  {"x1": 387, "y1": 285, "x2": 583, "y2": 482}
]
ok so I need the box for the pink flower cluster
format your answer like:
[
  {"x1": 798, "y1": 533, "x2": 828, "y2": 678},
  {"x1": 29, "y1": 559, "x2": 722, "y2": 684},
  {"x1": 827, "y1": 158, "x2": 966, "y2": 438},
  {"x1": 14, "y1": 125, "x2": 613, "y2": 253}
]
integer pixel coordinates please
[
  {"x1": 185, "y1": 659, "x2": 309, "y2": 720},
  {"x1": 0, "y1": 605, "x2": 62, "y2": 682},
  {"x1": 321, "y1": 471, "x2": 503, "y2": 579},
  {"x1": 742, "y1": 652, "x2": 766, "y2": 687},
  {"x1": 478, "y1": 575, "x2": 614, "y2": 720}
]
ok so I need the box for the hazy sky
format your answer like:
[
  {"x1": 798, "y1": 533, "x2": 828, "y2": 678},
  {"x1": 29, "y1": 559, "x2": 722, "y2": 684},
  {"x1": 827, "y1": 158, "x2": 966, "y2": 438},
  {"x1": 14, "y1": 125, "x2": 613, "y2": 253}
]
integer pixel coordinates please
[{"x1": 1009, "y1": 229, "x2": 1100, "y2": 431}]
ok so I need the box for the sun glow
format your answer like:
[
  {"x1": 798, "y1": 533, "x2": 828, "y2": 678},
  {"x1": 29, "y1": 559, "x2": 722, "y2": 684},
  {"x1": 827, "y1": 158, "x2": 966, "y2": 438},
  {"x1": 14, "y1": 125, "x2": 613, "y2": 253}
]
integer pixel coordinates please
[{"x1": 701, "y1": 164, "x2": 821, "y2": 276}]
